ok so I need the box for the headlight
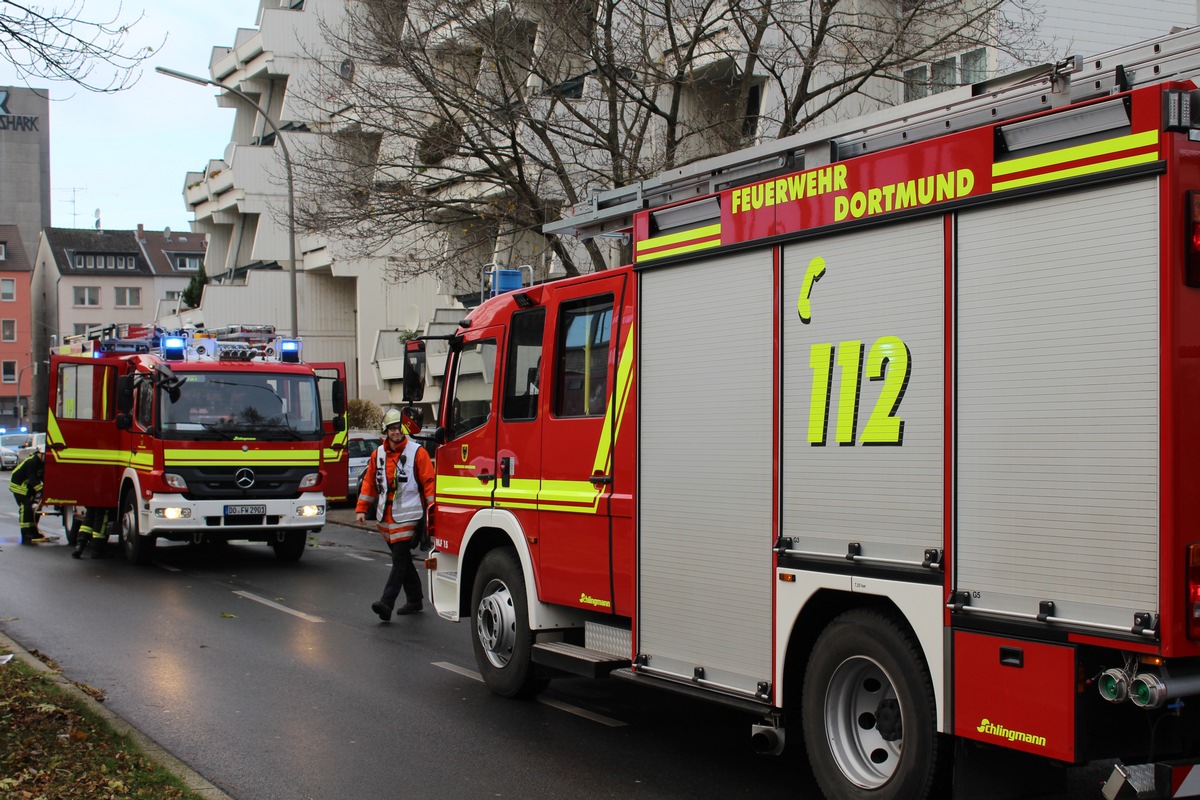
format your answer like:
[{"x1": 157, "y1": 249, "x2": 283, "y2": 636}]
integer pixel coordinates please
[
  {"x1": 154, "y1": 507, "x2": 192, "y2": 519},
  {"x1": 298, "y1": 504, "x2": 324, "y2": 518},
  {"x1": 164, "y1": 473, "x2": 188, "y2": 490},
  {"x1": 298, "y1": 472, "x2": 320, "y2": 489}
]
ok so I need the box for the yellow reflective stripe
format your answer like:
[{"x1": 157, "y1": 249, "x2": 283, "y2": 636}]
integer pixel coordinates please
[
  {"x1": 162, "y1": 449, "x2": 318, "y2": 467},
  {"x1": 494, "y1": 477, "x2": 540, "y2": 509},
  {"x1": 436, "y1": 474, "x2": 493, "y2": 508},
  {"x1": 636, "y1": 237, "x2": 722, "y2": 263},
  {"x1": 323, "y1": 428, "x2": 348, "y2": 462},
  {"x1": 635, "y1": 223, "x2": 721, "y2": 253},
  {"x1": 991, "y1": 129, "x2": 1159, "y2": 178},
  {"x1": 992, "y1": 151, "x2": 1159, "y2": 192},
  {"x1": 593, "y1": 323, "x2": 635, "y2": 477}
]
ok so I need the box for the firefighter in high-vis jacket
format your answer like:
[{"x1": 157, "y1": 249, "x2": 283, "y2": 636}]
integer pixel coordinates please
[
  {"x1": 10, "y1": 444, "x2": 48, "y2": 545},
  {"x1": 355, "y1": 407, "x2": 435, "y2": 621}
]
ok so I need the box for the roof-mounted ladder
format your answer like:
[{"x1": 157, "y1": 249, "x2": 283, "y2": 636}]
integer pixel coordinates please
[{"x1": 546, "y1": 25, "x2": 1200, "y2": 240}]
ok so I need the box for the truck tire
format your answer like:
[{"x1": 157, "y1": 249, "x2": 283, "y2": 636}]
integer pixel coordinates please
[
  {"x1": 470, "y1": 548, "x2": 547, "y2": 698},
  {"x1": 62, "y1": 505, "x2": 78, "y2": 544},
  {"x1": 120, "y1": 492, "x2": 155, "y2": 565},
  {"x1": 272, "y1": 531, "x2": 307, "y2": 562},
  {"x1": 801, "y1": 609, "x2": 948, "y2": 800}
]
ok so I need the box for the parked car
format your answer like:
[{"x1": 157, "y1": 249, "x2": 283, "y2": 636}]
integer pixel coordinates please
[
  {"x1": 0, "y1": 445, "x2": 16, "y2": 470},
  {"x1": 17, "y1": 432, "x2": 44, "y2": 463},
  {"x1": 347, "y1": 430, "x2": 382, "y2": 500}
]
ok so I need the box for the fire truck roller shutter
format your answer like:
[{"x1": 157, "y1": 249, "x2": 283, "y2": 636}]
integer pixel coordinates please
[
  {"x1": 638, "y1": 249, "x2": 774, "y2": 696},
  {"x1": 780, "y1": 216, "x2": 945, "y2": 564},
  {"x1": 955, "y1": 179, "x2": 1159, "y2": 632}
]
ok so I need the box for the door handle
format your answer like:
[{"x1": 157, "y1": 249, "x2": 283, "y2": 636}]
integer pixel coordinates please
[
  {"x1": 589, "y1": 474, "x2": 612, "y2": 485},
  {"x1": 478, "y1": 472, "x2": 495, "y2": 484},
  {"x1": 499, "y1": 457, "x2": 512, "y2": 488}
]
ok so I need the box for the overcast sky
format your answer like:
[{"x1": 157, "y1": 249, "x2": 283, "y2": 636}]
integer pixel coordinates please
[{"x1": 0, "y1": 1, "x2": 258, "y2": 234}]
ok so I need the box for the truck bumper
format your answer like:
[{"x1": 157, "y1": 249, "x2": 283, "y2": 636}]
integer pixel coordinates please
[
  {"x1": 429, "y1": 550, "x2": 462, "y2": 622},
  {"x1": 143, "y1": 492, "x2": 326, "y2": 537}
]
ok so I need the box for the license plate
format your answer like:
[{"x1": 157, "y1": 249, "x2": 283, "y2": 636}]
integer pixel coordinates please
[{"x1": 225, "y1": 505, "x2": 266, "y2": 516}]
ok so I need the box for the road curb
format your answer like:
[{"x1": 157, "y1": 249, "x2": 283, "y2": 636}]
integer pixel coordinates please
[{"x1": 0, "y1": 630, "x2": 235, "y2": 800}]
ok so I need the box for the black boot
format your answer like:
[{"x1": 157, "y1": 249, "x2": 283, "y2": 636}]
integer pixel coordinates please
[
  {"x1": 90, "y1": 537, "x2": 111, "y2": 559},
  {"x1": 71, "y1": 535, "x2": 88, "y2": 559}
]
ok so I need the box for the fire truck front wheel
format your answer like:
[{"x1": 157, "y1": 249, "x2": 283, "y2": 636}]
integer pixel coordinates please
[
  {"x1": 470, "y1": 548, "x2": 548, "y2": 699},
  {"x1": 801, "y1": 609, "x2": 948, "y2": 800},
  {"x1": 119, "y1": 492, "x2": 156, "y2": 565}
]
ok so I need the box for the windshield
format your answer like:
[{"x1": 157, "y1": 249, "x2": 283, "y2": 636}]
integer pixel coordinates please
[{"x1": 157, "y1": 372, "x2": 321, "y2": 440}]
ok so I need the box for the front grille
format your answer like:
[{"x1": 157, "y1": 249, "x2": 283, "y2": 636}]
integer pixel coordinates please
[{"x1": 175, "y1": 466, "x2": 310, "y2": 500}]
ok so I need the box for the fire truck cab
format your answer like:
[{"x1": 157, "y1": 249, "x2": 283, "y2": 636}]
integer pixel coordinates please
[{"x1": 45, "y1": 327, "x2": 346, "y2": 563}]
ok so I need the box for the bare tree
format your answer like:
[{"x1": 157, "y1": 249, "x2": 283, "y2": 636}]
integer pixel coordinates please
[
  {"x1": 0, "y1": 0, "x2": 160, "y2": 92},
  {"x1": 295, "y1": 0, "x2": 1045, "y2": 282}
]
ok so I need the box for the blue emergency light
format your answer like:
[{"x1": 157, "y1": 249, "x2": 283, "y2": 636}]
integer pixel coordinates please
[
  {"x1": 163, "y1": 336, "x2": 188, "y2": 360},
  {"x1": 279, "y1": 338, "x2": 301, "y2": 363}
]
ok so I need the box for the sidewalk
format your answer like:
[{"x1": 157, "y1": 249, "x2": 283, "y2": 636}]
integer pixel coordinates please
[{"x1": 0, "y1": 630, "x2": 234, "y2": 800}]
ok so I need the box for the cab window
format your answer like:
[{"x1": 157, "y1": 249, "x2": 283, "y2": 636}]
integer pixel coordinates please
[
  {"x1": 449, "y1": 339, "x2": 497, "y2": 437},
  {"x1": 502, "y1": 308, "x2": 545, "y2": 422},
  {"x1": 55, "y1": 363, "x2": 117, "y2": 421},
  {"x1": 554, "y1": 295, "x2": 613, "y2": 418}
]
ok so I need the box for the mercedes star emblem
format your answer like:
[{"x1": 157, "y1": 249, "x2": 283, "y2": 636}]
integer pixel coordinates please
[{"x1": 235, "y1": 468, "x2": 256, "y2": 489}]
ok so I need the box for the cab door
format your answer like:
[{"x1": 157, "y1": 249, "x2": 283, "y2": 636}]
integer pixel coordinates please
[
  {"x1": 44, "y1": 356, "x2": 125, "y2": 508},
  {"x1": 536, "y1": 274, "x2": 626, "y2": 611},
  {"x1": 436, "y1": 326, "x2": 502, "y2": 551},
  {"x1": 312, "y1": 362, "x2": 348, "y2": 502}
]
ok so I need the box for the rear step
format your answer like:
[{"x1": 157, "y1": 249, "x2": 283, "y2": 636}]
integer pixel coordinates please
[{"x1": 531, "y1": 641, "x2": 628, "y2": 678}]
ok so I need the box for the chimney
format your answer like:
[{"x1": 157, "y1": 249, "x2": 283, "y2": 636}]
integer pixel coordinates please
[{"x1": 137, "y1": 224, "x2": 144, "y2": 241}]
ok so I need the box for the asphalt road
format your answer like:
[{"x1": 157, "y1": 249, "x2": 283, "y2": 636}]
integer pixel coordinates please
[{"x1": 0, "y1": 471, "x2": 1110, "y2": 800}]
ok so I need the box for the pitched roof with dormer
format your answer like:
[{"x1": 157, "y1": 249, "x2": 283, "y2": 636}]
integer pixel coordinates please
[
  {"x1": 42, "y1": 227, "x2": 154, "y2": 276},
  {"x1": 0, "y1": 225, "x2": 32, "y2": 272},
  {"x1": 137, "y1": 226, "x2": 207, "y2": 275}
]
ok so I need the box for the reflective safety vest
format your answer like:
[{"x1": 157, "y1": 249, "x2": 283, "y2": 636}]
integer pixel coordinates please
[{"x1": 373, "y1": 438, "x2": 425, "y2": 542}]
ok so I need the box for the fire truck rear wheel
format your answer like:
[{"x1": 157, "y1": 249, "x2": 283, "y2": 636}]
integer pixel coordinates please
[
  {"x1": 119, "y1": 492, "x2": 155, "y2": 565},
  {"x1": 470, "y1": 548, "x2": 547, "y2": 699},
  {"x1": 801, "y1": 609, "x2": 947, "y2": 800}
]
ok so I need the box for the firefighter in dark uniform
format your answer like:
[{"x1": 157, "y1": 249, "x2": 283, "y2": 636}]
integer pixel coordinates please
[
  {"x1": 71, "y1": 507, "x2": 113, "y2": 559},
  {"x1": 10, "y1": 444, "x2": 48, "y2": 545}
]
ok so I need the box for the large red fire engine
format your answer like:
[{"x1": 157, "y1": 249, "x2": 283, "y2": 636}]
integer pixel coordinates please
[
  {"x1": 404, "y1": 28, "x2": 1200, "y2": 800},
  {"x1": 45, "y1": 325, "x2": 347, "y2": 563}
]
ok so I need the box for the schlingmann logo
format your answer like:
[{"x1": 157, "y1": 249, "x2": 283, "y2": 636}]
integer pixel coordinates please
[
  {"x1": 976, "y1": 718, "x2": 1046, "y2": 747},
  {"x1": 579, "y1": 592, "x2": 612, "y2": 609}
]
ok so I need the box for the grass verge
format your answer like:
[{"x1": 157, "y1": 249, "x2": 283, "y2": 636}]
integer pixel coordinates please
[{"x1": 0, "y1": 652, "x2": 207, "y2": 799}]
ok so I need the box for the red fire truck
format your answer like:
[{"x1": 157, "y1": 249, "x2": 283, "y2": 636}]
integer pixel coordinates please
[
  {"x1": 45, "y1": 326, "x2": 347, "y2": 563},
  {"x1": 405, "y1": 28, "x2": 1200, "y2": 800}
]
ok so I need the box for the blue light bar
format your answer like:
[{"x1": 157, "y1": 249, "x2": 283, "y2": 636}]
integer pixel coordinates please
[
  {"x1": 279, "y1": 338, "x2": 301, "y2": 363},
  {"x1": 164, "y1": 336, "x2": 187, "y2": 349}
]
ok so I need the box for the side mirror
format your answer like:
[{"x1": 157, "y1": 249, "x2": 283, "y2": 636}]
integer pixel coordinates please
[
  {"x1": 116, "y1": 412, "x2": 132, "y2": 431},
  {"x1": 433, "y1": 426, "x2": 448, "y2": 445},
  {"x1": 332, "y1": 417, "x2": 345, "y2": 432},
  {"x1": 332, "y1": 380, "x2": 345, "y2": 414},
  {"x1": 116, "y1": 375, "x2": 135, "y2": 414},
  {"x1": 402, "y1": 339, "x2": 426, "y2": 403}
]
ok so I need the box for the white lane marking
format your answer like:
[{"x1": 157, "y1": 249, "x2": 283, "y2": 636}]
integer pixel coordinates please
[
  {"x1": 344, "y1": 553, "x2": 374, "y2": 562},
  {"x1": 431, "y1": 662, "x2": 626, "y2": 727},
  {"x1": 537, "y1": 697, "x2": 627, "y2": 727},
  {"x1": 434, "y1": 661, "x2": 482, "y2": 682},
  {"x1": 232, "y1": 590, "x2": 324, "y2": 622}
]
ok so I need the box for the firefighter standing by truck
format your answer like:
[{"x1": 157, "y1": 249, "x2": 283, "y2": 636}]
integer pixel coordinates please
[
  {"x1": 355, "y1": 407, "x2": 433, "y2": 620},
  {"x1": 10, "y1": 445, "x2": 49, "y2": 545},
  {"x1": 71, "y1": 508, "x2": 113, "y2": 559}
]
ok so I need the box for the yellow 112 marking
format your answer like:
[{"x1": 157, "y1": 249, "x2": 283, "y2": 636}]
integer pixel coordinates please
[{"x1": 807, "y1": 336, "x2": 911, "y2": 446}]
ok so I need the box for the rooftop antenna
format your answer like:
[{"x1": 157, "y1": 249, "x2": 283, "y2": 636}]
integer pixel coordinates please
[
  {"x1": 94, "y1": 208, "x2": 101, "y2": 232},
  {"x1": 54, "y1": 186, "x2": 86, "y2": 226}
]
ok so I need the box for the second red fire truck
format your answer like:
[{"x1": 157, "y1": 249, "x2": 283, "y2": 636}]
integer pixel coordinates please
[
  {"x1": 405, "y1": 27, "x2": 1200, "y2": 800},
  {"x1": 45, "y1": 325, "x2": 347, "y2": 563}
]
